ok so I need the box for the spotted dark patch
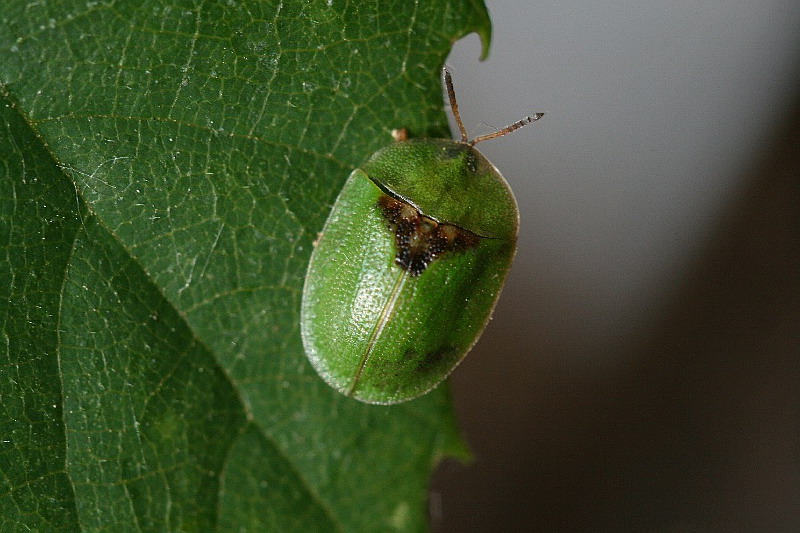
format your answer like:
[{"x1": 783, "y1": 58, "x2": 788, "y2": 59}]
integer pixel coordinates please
[
  {"x1": 465, "y1": 152, "x2": 479, "y2": 173},
  {"x1": 413, "y1": 345, "x2": 457, "y2": 373},
  {"x1": 370, "y1": 346, "x2": 458, "y2": 392},
  {"x1": 443, "y1": 144, "x2": 467, "y2": 160},
  {"x1": 378, "y1": 195, "x2": 480, "y2": 276},
  {"x1": 442, "y1": 144, "x2": 478, "y2": 172}
]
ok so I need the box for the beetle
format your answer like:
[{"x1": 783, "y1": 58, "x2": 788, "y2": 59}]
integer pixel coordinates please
[{"x1": 301, "y1": 68, "x2": 543, "y2": 404}]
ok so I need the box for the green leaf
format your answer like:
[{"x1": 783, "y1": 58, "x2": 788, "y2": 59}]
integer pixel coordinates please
[{"x1": 0, "y1": 1, "x2": 489, "y2": 530}]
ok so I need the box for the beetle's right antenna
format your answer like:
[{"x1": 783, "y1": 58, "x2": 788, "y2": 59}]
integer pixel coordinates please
[
  {"x1": 470, "y1": 112, "x2": 545, "y2": 146},
  {"x1": 443, "y1": 67, "x2": 469, "y2": 143}
]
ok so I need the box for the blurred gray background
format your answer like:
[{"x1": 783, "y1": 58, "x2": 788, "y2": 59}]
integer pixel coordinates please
[{"x1": 431, "y1": 1, "x2": 800, "y2": 531}]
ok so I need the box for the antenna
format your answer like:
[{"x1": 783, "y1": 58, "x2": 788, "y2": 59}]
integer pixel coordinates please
[
  {"x1": 442, "y1": 67, "x2": 544, "y2": 146},
  {"x1": 470, "y1": 113, "x2": 545, "y2": 146},
  {"x1": 444, "y1": 67, "x2": 469, "y2": 143}
]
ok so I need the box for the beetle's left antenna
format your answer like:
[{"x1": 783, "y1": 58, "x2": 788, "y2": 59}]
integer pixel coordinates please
[{"x1": 443, "y1": 67, "x2": 469, "y2": 143}]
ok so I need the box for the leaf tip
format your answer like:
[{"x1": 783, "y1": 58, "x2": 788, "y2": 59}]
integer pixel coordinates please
[{"x1": 476, "y1": 2, "x2": 492, "y2": 60}]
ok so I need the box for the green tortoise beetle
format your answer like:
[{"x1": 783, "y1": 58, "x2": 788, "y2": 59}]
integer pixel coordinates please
[{"x1": 301, "y1": 68, "x2": 543, "y2": 404}]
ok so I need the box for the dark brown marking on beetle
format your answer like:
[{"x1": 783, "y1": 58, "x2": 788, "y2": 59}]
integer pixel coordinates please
[
  {"x1": 413, "y1": 345, "x2": 457, "y2": 374},
  {"x1": 378, "y1": 195, "x2": 480, "y2": 276},
  {"x1": 441, "y1": 144, "x2": 478, "y2": 172}
]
